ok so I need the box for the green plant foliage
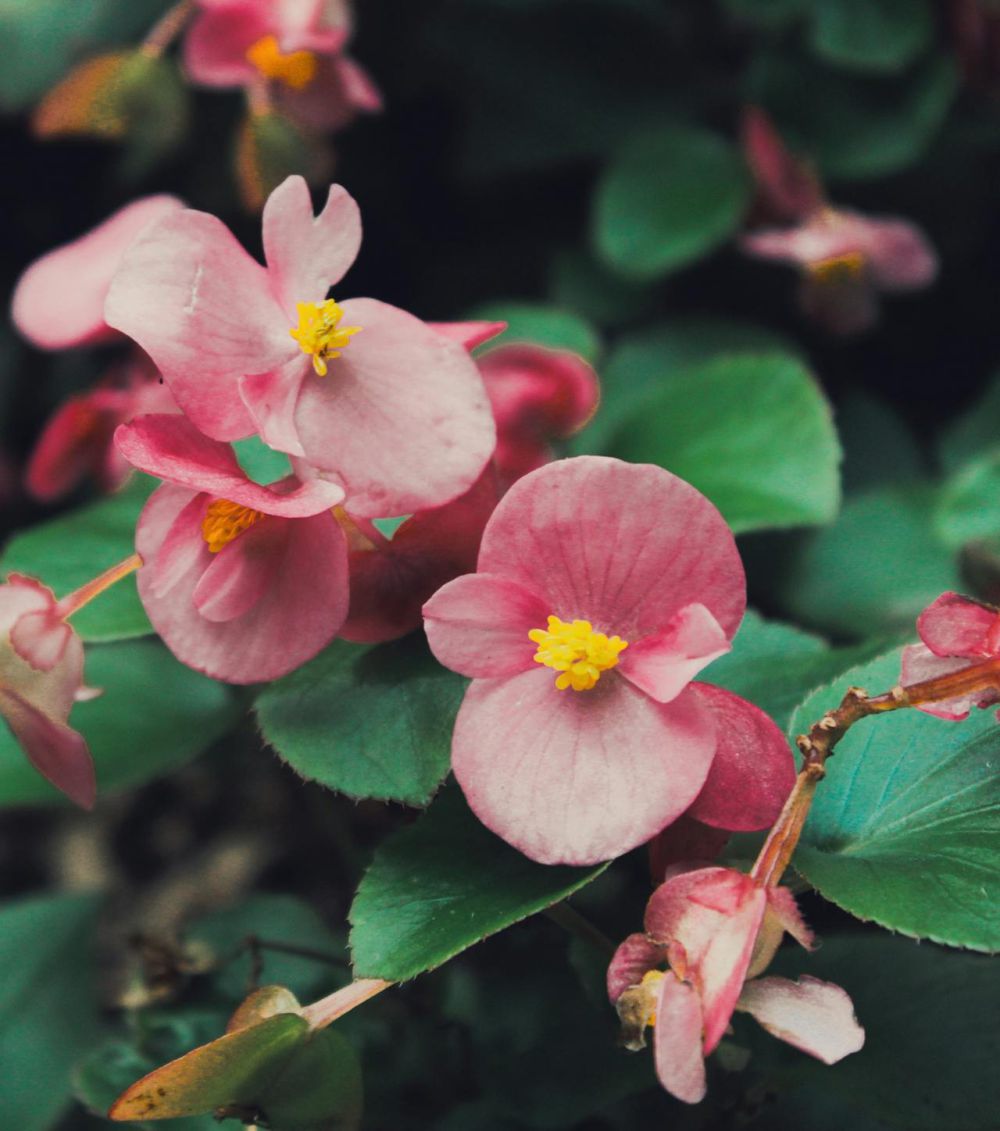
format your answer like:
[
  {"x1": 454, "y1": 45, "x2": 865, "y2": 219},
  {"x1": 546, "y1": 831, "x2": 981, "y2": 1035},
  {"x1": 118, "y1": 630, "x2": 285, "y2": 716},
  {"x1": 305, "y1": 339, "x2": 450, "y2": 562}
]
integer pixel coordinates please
[
  {"x1": 807, "y1": 0, "x2": 933, "y2": 74},
  {"x1": 789, "y1": 650, "x2": 1000, "y2": 951},
  {"x1": 233, "y1": 435, "x2": 293, "y2": 486},
  {"x1": 609, "y1": 353, "x2": 841, "y2": 533},
  {"x1": 0, "y1": 638, "x2": 239, "y2": 807},
  {"x1": 350, "y1": 789, "x2": 608, "y2": 980},
  {"x1": 937, "y1": 370, "x2": 1000, "y2": 473},
  {"x1": 593, "y1": 125, "x2": 751, "y2": 280},
  {"x1": 256, "y1": 636, "x2": 465, "y2": 806},
  {"x1": 0, "y1": 476, "x2": 154, "y2": 641},
  {"x1": 935, "y1": 451, "x2": 1000, "y2": 548},
  {"x1": 0, "y1": 891, "x2": 103, "y2": 1131},
  {"x1": 257, "y1": 1028, "x2": 363, "y2": 1131},
  {"x1": 468, "y1": 301, "x2": 601, "y2": 361}
]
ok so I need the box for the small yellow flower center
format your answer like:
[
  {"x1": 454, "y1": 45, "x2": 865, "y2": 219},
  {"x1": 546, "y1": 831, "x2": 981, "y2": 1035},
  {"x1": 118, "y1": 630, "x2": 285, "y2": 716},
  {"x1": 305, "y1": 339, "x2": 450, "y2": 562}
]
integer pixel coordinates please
[
  {"x1": 201, "y1": 499, "x2": 265, "y2": 553},
  {"x1": 639, "y1": 969, "x2": 665, "y2": 1027},
  {"x1": 528, "y1": 615, "x2": 628, "y2": 692},
  {"x1": 289, "y1": 300, "x2": 362, "y2": 376},
  {"x1": 246, "y1": 35, "x2": 318, "y2": 90},
  {"x1": 807, "y1": 250, "x2": 866, "y2": 284}
]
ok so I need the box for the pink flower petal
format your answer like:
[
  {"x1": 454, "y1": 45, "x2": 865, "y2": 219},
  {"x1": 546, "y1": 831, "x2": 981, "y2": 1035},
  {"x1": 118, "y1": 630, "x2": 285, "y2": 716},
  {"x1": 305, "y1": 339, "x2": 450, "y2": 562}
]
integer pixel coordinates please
[
  {"x1": 653, "y1": 974, "x2": 707, "y2": 1105},
  {"x1": 476, "y1": 457, "x2": 745, "y2": 644},
  {"x1": 149, "y1": 494, "x2": 214, "y2": 601},
  {"x1": 742, "y1": 106, "x2": 823, "y2": 223},
  {"x1": 0, "y1": 688, "x2": 95, "y2": 809},
  {"x1": 240, "y1": 361, "x2": 309, "y2": 457},
  {"x1": 104, "y1": 209, "x2": 291, "y2": 441},
  {"x1": 192, "y1": 519, "x2": 284, "y2": 622},
  {"x1": 423, "y1": 573, "x2": 549, "y2": 678},
  {"x1": 430, "y1": 321, "x2": 507, "y2": 352},
  {"x1": 916, "y1": 591, "x2": 1000, "y2": 657},
  {"x1": 262, "y1": 177, "x2": 361, "y2": 320},
  {"x1": 293, "y1": 298, "x2": 496, "y2": 517},
  {"x1": 12, "y1": 195, "x2": 183, "y2": 350},
  {"x1": 735, "y1": 975, "x2": 865, "y2": 1064},
  {"x1": 182, "y1": 4, "x2": 269, "y2": 86},
  {"x1": 683, "y1": 684, "x2": 795, "y2": 832},
  {"x1": 9, "y1": 610, "x2": 71, "y2": 672},
  {"x1": 856, "y1": 216, "x2": 938, "y2": 290},
  {"x1": 115, "y1": 415, "x2": 344, "y2": 515},
  {"x1": 26, "y1": 389, "x2": 128, "y2": 502},
  {"x1": 607, "y1": 933, "x2": 664, "y2": 1004},
  {"x1": 619, "y1": 604, "x2": 732, "y2": 704},
  {"x1": 275, "y1": 54, "x2": 381, "y2": 132},
  {"x1": 452, "y1": 673, "x2": 716, "y2": 865},
  {"x1": 899, "y1": 642, "x2": 996, "y2": 720},
  {"x1": 478, "y1": 344, "x2": 600, "y2": 439}
]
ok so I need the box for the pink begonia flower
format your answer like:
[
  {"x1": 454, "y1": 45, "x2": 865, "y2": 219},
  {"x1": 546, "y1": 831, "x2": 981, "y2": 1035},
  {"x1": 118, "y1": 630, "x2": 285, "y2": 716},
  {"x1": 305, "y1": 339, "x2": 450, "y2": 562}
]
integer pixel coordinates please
[
  {"x1": 739, "y1": 108, "x2": 937, "y2": 335},
  {"x1": 105, "y1": 175, "x2": 496, "y2": 519},
  {"x1": 26, "y1": 353, "x2": 178, "y2": 503},
  {"x1": 607, "y1": 866, "x2": 865, "y2": 1104},
  {"x1": 422, "y1": 457, "x2": 794, "y2": 865},
  {"x1": 12, "y1": 195, "x2": 184, "y2": 350},
  {"x1": 115, "y1": 413, "x2": 349, "y2": 684},
  {"x1": 900, "y1": 591, "x2": 1000, "y2": 720},
  {"x1": 0, "y1": 574, "x2": 95, "y2": 808},
  {"x1": 476, "y1": 343, "x2": 600, "y2": 487}
]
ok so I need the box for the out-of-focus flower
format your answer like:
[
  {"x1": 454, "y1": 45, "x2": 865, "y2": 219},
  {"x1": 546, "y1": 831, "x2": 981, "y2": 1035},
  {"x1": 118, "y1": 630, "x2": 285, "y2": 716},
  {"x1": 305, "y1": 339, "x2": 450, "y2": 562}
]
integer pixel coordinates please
[
  {"x1": 608, "y1": 866, "x2": 864, "y2": 1103},
  {"x1": 423, "y1": 456, "x2": 793, "y2": 865},
  {"x1": 900, "y1": 591, "x2": 1000, "y2": 719},
  {"x1": 116, "y1": 413, "x2": 349, "y2": 684},
  {"x1": 740, "y1": 108, "x2": 937, "y2": 335},
  {"x1": 105, "y1": 176, "x2": 496, "y2": 519}
]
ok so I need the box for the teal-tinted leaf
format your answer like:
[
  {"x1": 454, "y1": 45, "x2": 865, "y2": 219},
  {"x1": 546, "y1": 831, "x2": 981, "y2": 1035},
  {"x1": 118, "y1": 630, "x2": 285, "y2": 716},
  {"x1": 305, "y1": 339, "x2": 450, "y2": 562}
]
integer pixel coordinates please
[
  {"x1": 0, "y1": 891, "x2": 102, "y2": 1131},
  {"x1": 935, "y1": 451, "x2": 1000, "y2": 548},
  {"x1": 256, "y1": 636, "x2": 465, "y2": 806},
  {"x1": 233, "y1": 436, "x2": 293, "y2": 487},
  {"x1": 937, "y1": 370, "x2": 1000, "y2": 473},
  {"x1": 259, "y1": 1028, "x2": 363, "y2": 1131},
  {"x1": 0, "y1": 638, "x2": 239, "y2": 807},
  {"x1": 593, "y1": 125, "x2": 751, "y2": 279},
  {"x1": 610, "y1": 353, "x2": 840, "y2": 533},
  {"x1": 547, "y1": 247, "x2": 658, "y2": 328},
  {"x1": 808, "y1": 0, "x2": 933, "y2": 74},
  {"x1": 837, "y1": 390, "x2": 924, "y2": 493},
  {"x1": 790, "y1": 650, "x2": 1000, "y2": 950},
  {"x1": 467, "y1": 301, "x2": 601, "y2": 361},
  {"x1": 350, "y1": 789, "x2": 608, "y2": 980},
  {"x1": 0, "y1": 477, "x2": 154, "y2": 641}
]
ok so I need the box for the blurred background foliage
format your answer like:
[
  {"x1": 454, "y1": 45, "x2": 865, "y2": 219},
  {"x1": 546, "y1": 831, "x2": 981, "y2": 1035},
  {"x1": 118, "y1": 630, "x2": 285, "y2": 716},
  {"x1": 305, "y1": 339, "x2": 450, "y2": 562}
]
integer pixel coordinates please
[{"x1": 2, "y1": 1, "x2": 1000, "y2": 1128}]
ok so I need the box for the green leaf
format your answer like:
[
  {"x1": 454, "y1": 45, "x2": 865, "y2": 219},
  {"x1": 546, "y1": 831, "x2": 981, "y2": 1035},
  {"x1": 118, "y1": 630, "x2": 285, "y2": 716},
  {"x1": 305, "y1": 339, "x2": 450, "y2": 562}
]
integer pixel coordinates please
[
  {"x1": 467, "y1": 301, "x2": 601, "y2": 361},
  {"x1": 789, "y1": 650, "x2": 1000, "y2": 951},
  {"x1": 233, "y1": 436, "x2": 293, "y2": 486},
  {"x1": 0, "y1": 891, "x2": 103, "y2": 1131},
  {"x1": 609, "y1": 353, "x2": 841, "y2": 534},
  {"x1": 258, "y1": 1029, "x2": 363, "y2": 1131},
  {"x1": 935, "y1": 451, "x2": 1000, "y2": 548},
  {"x1": 0, "y1": 638, "x2": 240, "y2": 807},
  {"x1": 593, "y1": 125, "x2": 751, "y2": 279},
  {"x1": 0, "y1": 477, "x2": 154, "y2": 641},
  {"x1": 808, "y1": 0, "x2": 933, "y2": 74},
  {"x1": 837, "y1": 390, "x2": 924, "y2": 493},
  {"x1": 547, "y1": 247, "x2": 658, "y2": 328},
  {"x1": 256, "y1": 636, "x2": 465, "y2": 806},
  {"x1": 235, "y1": 108, "x2": 329, "y2": 213},
  {"x1": 938, "y1": 369, "x2": 1000, "y2": 473},
  {"x1": 350, "y1": 789, "x2": 608, "y2": 980}
]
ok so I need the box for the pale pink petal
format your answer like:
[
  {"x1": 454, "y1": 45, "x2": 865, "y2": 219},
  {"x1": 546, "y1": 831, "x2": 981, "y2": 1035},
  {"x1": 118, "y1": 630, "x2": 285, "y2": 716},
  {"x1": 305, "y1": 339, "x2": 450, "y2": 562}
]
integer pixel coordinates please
[
  {"x1": 0, "y1": 689, "x2": 95, "y2": 809},
  {"x1": 293, "y1": 298, "x2": 496, "y2": 517},
  {"x1": 277, "y1": 54, "x2": 380, "y2": 132},
  {"x1": 12, "y1": 195, "x2": 183, "y2": 350},
  {"x1": 916, "y1": 591, "x2": 1000, "y2": 657},
  {"x1": 684, "y1": 684, "x2": 795, "y2": 832},
  {"x1": 240, "y1": 362, "x2": 309, "y2": 457},
  {"x1": 736, "y1": 976, "x2": 865, "y2": 1064},
  {"x1": 856, "y1": 216, "x2": 938, "y2": 290},
  {"x1": 192, "y1": 520, "x2": 284, "y2": 622},
  {"x1": 899, "y1": 642, "x2": 995, "y2": 720},
  {"x1": 607, "y1": 933, "x2": 664, "y2": 1004},
  {"x1": 149, "y1": 494, "x2": 213, "y2": 600},
  {"x1": 619, "y1": 604, "x2": 731, "y2": 704},
  {"x1": 104, "y1": 210, "x2": 291, "y2": 440},
  {"x1": 478, "y1": 344, "x2": 600, "y2": 438},
  {"x1": 742, "y1": 106, "x2": 823, "y2": 222},
  {"x1": 653, "y1": 974, "x2": 707, "y2": 1105},
  {"x1": 182, "y1": 5, "x2": 269, "y2": 87},
  {"x1": 10, "y1": 610, "x2": 71, "y2": 672},
  {"x1": 477, "y1": 457, "x2": 745, "y2": 644},
  {"x1": 277, "y1": 0, "x2": 349, "y2": 51},
  {"x1": 430, "y1": 321, "x2": 507, "y2": 352},
  {"x1": 452, "y1": 673, "x2": 715, "y2": 865},
  {"x1": 765, "y1": 886, "x2": 815, "y2": 951},
  {"x1": 329, "y1": 53, "x2": 382, "y2": 110},
  {"x1": 423, "y1": 572, "x2": 548, "y2": 678},
  {"x1": 648, "y1": 817, "x2": 731, "y2": 882},
  {"x1": 26, "y1": 389, "x2": 127, "y2": 502},
  {"x1": 262, "y1": 177, "x2": 361, "y2": 319},
  {"x1": 115, "y1": 415, "x2": 344, "y2": 516}
]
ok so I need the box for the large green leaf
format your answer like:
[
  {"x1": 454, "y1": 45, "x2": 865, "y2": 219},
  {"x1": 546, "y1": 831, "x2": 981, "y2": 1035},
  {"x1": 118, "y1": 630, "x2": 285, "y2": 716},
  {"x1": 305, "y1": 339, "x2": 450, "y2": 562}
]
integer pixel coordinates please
[
  {"x1": 935, "y1": 451, "x2": 1000, "y2": 548},
  {"x1": 256, "y1": 637, "x2": 465, "y2": 807},
  {"x1": 467, "y1": 301, "x2": 601, "y2": 361},
  {"x1": 350, "y1": 789, "x2": 608, "y2": 980},
  {"x1": 789, "y1": 650, "x2": 1000, "y2": 951},
  {"x1": 937, "y1": 370, "x2": 1000, "y2": 473},
  {"x1": 0, "y1": 891, "x2": 103, "y2": 1131},
  {"x1": 593, "y1": 125, "x2": 751, "y2": 280},
  {"x1": 808, "y1": 0, "x2": 933, "y2": 74},
  {"x1": 610, "y1": 353, "x2": 841, "y2": 533},
  {"x1": 0, "y1": 476, "x2": 154, "y2": 641},
  {"x1": 0, "y1": 638, "x2": 240, "y2": 807}
]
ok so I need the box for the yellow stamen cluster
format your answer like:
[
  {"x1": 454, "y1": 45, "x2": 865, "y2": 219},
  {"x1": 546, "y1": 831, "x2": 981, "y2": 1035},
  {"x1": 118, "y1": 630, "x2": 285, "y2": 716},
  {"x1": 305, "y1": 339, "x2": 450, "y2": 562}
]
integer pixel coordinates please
[
  {"x1": 201, "y1": 499, "x2": 265, "y2": 553},
  {"x1": 289, "y1": 299, "x2": 362, "y2": 376},
  {"x1": 528, "y1": 615, "x2": 628, "y2": 692},
  {"x1": 246, "y1": 35, "x2": 318, "y2": 90},
  {"x1": 807, "y1": 250, "x2": 866, "y2": 284}
]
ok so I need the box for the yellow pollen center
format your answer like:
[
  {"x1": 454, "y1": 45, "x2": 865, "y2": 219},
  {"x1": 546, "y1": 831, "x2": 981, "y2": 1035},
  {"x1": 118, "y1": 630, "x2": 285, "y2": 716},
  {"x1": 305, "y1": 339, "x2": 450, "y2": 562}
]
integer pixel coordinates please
[
  {"x1": 289, "y1": 299, "x2": 362, "y2": 376},
  {"x1": 201, "y1": 499, "x2": 265, "y2": 553},
  {"x1": 528, "y1": 615, "x2": 628, "y2": 692},
  {"x1": 807, "y1": 250, "x2": 866, "y2": 284},
  {"x1": 639, "y1": 969, "x2": 665, "y2": 1027},
  {"x1": 246, "y1": 35, "x2": 318, "y2": 90}
]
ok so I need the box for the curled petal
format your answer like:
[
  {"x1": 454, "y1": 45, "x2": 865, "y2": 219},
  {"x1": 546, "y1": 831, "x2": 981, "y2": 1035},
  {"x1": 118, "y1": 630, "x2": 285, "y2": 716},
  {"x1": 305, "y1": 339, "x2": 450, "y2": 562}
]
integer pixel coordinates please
[
  {"x1": 10, "y1": 610, "x2": 71, "y2": 672},
  {"x1": 742, "y1": 106, "x2": 823, "y2": 222},
  {"x1": 916, "y1": 591, "x2": 1000, "y2": 658},
  {"x1": 653, "y1": 974, "x2": 707, "y2": 1105},
  {"x1": 240, "y1": 360, "x2": 309, "y2": 458},
  {"x1": 0, "y1": 689, "x2": 95, "y2": 809},
  {"x1": 735, "y1": 975, "x2": 865, "y2": 1064},
  {"x1": 430, "y1": 321, "x2": 507, "y2": 351},
  {"x1": 192, "y1": 520, "x2": 285, "y2": 622},
  {"x1": 607, "y1": 933, "x2": 665, "y2": 1005},
  {"x1": 619, "y1": 604, "x2": 731, "y2": 704}
]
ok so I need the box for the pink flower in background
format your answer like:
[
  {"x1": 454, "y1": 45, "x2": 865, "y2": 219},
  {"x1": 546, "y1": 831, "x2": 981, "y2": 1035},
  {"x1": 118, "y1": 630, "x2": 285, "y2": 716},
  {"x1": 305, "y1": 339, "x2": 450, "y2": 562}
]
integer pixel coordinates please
[
  {"x1": 116, "y1": 413, "x2": 349, "y2": 684},
  {"x1": 608, "y1": 866, "x2": 864, "y2": 1103},
  {"x1": 740, "y1": 108, "x2": 937, "y2": 335},
  {"x1": 0, "y1": 575, "x2": 94, "y2": 808},
  {"x1": 900, "y1": 591, "x2": 1000, "y2": 719},
  {"x1": 423, "y1": 457, "x2": 793, "y2": 865},
  {"x1": 105, "y1": 176, "x2": 496, "y2": 519}
]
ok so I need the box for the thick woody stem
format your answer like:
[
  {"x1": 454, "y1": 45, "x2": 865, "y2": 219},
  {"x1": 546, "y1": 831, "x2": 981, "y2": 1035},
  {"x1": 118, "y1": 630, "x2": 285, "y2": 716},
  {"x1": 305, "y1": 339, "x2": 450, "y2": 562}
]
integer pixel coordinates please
[{"x1": 141, "y1": 0, "x2": 194, "y2": 58}]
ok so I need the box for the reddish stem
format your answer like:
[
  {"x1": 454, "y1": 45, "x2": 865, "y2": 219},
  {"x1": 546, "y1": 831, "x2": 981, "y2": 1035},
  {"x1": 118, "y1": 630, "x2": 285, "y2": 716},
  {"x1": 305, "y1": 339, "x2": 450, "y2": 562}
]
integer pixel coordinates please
[
  {"x1": 56, "y1": 553, "x2": 143, "y2": 620},
  {"x1": 141, "y1": 0, "x2": 194, "y2": 58}
]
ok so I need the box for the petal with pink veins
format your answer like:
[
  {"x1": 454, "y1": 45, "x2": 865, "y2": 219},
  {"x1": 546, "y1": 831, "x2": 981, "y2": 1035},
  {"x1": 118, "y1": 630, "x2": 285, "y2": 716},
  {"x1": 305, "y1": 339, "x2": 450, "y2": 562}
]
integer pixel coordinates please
[
  {"x1": 0, "y1": 689, "x2": 95, "y2": 809},
  {"x1": 240, "y1": 360, "x2": 309, "y2": 457},
  {"x1": 735, "y1": 975, "x2": 865, "y2": 1064},
  {"x1": 607, "y1": 933, "x2": 664, "y2": 1004},
  {"x1": 653, "y1": 974, "x2": 707, "y2": 1105},
  {"x1": 916, "y1": 591, "x2": 1000, "y2": 657},
  {"x1": 192, "y1": 520, "x2": 285, "y2": 622},
  {"x1": 619, "y1": 604, "x2": 731, "y2": 704}
]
